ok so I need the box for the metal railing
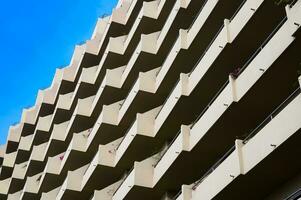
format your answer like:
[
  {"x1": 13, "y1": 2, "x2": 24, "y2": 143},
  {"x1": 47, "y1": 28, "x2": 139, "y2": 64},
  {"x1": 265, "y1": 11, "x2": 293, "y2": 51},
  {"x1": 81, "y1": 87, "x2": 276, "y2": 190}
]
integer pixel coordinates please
[
  {"x1": 230, "y1": 0, "x2": 247, "y2": 22},
  {"x1": 284, "y1": 188, "x2": 301, "y2": 200},
  {"x1": 243, "y1": 87, "x2": 301, "y2": 144},
  {"x1": 113, "y1": 166, "x2": 134, "y2": 196},
  {"x1": 172, "y1": 190, "x2": 182, "y2": 200},
  {"x1": 115, "y1": 120, "x2": 136, "y2": 151},
  {"x1": 191, "y1": 79, "x2": 229, "y2": 128},
  {"x1": 153, "y1": 130, "x2": 181, "y2": 167},
  {"x1": 83, "y1": 152, "x2": 98, "y2": 176},
  {"x1": 119, "y1": 79, "x2": 138, "y2": 109},
  {"x1": 191, "y1": 15, "x2": 289, "y2": 129},
  {"x1": 234, "y1": 16, "x2": 287, "y2": 78},
  {"x1": 155, "y1": 79, "x2": 181, "y2": 119},
  {"x1": 156, "y1": 33, "x2": 180, "y2": 76},
  {"x1": 188, "y1": 0, "x2": 209, "y2": 31},
  {"x1": 189, "y1": 86, "x2": 301, "y2": 191},
  {"x1": 188, "y1": 24, "x2": 225, "y2": 76},
  {"x1": 192, "y1": 145, "x2": 236, "y2": 190},
  {"x1": 289, "y1": 0, "x2": 299, "y2": 7}
]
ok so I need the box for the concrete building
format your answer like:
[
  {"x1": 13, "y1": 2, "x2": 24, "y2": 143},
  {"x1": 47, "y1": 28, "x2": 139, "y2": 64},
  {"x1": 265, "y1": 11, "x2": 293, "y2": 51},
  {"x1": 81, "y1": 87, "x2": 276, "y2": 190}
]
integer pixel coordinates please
[{"x1": 1, "y1": 0, "x2": 301, "y2": 199}]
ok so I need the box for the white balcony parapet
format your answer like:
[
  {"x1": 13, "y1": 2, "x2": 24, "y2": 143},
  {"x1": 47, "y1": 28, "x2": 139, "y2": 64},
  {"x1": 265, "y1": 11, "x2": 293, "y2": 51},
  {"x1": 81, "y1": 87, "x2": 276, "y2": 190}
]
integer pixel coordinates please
[
  {"x1": 20, "y1": 104, "x2": 41, "y2": 125},
  {"x1": 92, "y1": 179, "x2": 124, "y2": 200},
  {"x1": 2, "y1": 151, "x2": 17, "y2": 168},
  {"x1": 21, "y1": 172, "x2": 43, "y2": 195},
  {"x1": 189, "y1": 0, "x2": 301, "y2": 149},
  {"x1": 56, "y1": 92, "x2": 74, "y2": 110},
  {"x1": 114, "y1": 106, "x2": 160, "y2": 164},
  {"x1": 59, "y1": 101, "x2": 120, "y2": 172},
  {"x1": 118, "y1": 68, "x2": 157, "y2": 121},
  {"x1": 7, "y1": 124, "x2": 23, "y2": 143},
  {"x1": 190, "y1": 90, "x2": 301, "y2": 200},
  {"x1": 81, "y1": 139, "x2": 123, "y2": 188},
  {"x1": 55, "y1": 164, "x2": 89, "y2": 200},
  {"x1": 41, "y1": 187, "x2": 60, "y2": 200},
  {"x1": 112, "y1": 154, "x2": 158, "y2": 200},
  {"x1": 86, "y1": 16, "x2": 111, "y2": 55},
  {"x1": 0, "y1": 145, "x2": 5, "y2": 160},
  {"x1": 153, "y1": 125, "x2": 190, "y2": 184},
  {"x1": 21, "y1": 114, "x2": 53, "y2": 153},
  {"x1": 62, "y1": 44, "x2": 86, "y2": 82},
  {"x1": 0, "y1": 177, "x2": 11, "y2": 194},
  {"x1": 12, "y1": 161, "x2": 28, "y2": 180},
  {"x1": 155, "y1": 73, "x2": 189, "y2": 133},
  {"x1": 18, "y1": 134, "x2": 34, "y2": 151},
  {"x1": 7, "y1": 190, "x2": 22, "y2": 200}
]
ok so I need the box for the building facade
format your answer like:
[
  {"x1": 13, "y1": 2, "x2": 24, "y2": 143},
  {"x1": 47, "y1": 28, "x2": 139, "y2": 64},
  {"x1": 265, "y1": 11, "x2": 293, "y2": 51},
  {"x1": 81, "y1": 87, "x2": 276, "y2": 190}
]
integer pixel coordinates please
[{"x1": 1, "y1": 0, "x2": 301, "y2": 199}]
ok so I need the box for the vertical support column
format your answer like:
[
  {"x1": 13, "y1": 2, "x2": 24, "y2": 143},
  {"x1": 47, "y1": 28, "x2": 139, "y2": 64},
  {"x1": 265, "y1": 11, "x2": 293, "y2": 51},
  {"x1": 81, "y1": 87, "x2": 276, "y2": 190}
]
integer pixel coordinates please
[
  {"x1": 181, "y1": 125, "x2": 190, "y2": 151},
  {"x1": 229, "y1": 75, "x2": 238, "y2": 102},
  {"x1": 182, "y1": 184, "x2": 192, "y2": 200},
  {"x1": 224, "y1": 19, "x2": 231, "y2": 43},
  {"x1": 179, "y1": 29, "x2": 188, "y2": 50},
  {"x1": 235, "y1": 139, "x2": 245, "y2": 175},
  {"x1": 180, "y1": 73, "x2": 190, "y2": 96}
]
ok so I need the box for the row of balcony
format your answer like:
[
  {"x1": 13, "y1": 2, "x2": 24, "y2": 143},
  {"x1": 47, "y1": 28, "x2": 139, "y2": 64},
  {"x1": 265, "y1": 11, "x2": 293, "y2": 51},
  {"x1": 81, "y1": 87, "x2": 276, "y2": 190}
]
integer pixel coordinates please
[{"x1": 1, "y1": 0, "x2": 300, "y2": 199}]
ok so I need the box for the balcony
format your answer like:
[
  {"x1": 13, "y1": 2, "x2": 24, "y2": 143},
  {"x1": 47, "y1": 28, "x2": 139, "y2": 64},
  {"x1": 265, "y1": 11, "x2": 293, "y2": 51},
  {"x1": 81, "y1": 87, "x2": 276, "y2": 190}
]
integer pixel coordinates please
[
  {"x1": 196, "y1": 89, "x2": 301, "y2": 200},
  {"x1": 81, "y1": 139, "x2": 123, "y2": 191}
]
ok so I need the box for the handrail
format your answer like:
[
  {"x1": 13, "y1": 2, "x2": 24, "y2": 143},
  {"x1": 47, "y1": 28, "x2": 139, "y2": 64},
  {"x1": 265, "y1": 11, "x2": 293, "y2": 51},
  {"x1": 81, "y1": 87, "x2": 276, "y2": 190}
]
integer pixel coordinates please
[
  {"x1": 156, "y1": 33, "x2": 180, "y2": 76},
  {"x1": 191, "y1": 79, "x2": 229, "y2": 128},
  {"x1": 192, "y1": 145, "x2": 235, "y2": 190},
  {"x1": 157, "y1": 0, "x2": 178, "y2": 40},
  {"x1": 188, "y1": 24, "x2": 225, "y2": 76},
  {"x1": 289, "y1": 0, "x2": 298, "y2": 7},
  {"x1": 115, "y1": 119, "x2": 136, "y2": 151},
  {"x1": 172, "y1": 190, "x2": 182, "y2": 200},
  {"x1": 119, "y1": 78, "x2": 139, "y2": 109},
  {"x1": 230, "y1": 0, "x2": 247, "y2": 22},
  {"x1": 153, "y1": 130, "x2": 181, "y2": 167},
  {"x1": 243, "y1": 87, "x2": 301, "y2": 144},
  {"x1": 155, "y1": 79, "x2": 181, "y2": 119},
  {"x1": 191, "y1": 15, "x2": 289, "y2": 128},
  {"x1": 187, "y1": 0, "x2": 209, "y2": 31},
  {"x1": 83, "y1": 152, "x2": 98, "y2": 175},
  {"x1": 113, "y1": 166, "x2": 134, "y2": 196},
  {"x1": 235, "y1": 16, "x2": 287, "y2": 78},
  {"x1": 189, "y1": 0, "x2": 248, "y2": 76},
  {"x1": 190, "y1": 87, "x2": 301, "y2": 191},
  {"x1": 284, "y1": 188, "x2": 301, "y2": 200}
]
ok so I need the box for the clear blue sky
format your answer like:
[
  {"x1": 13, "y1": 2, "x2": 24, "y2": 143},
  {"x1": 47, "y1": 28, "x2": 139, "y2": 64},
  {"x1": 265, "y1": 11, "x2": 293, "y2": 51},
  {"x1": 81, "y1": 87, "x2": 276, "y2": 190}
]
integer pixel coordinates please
[{"x1": 0, "y1": 0, "x2": 118, "y2": 144}]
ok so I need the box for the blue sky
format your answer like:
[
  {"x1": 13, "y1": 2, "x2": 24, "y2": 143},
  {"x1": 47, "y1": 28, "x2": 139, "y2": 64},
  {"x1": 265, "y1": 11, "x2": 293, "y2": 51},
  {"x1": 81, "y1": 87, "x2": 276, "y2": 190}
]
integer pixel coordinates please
[{"x1": 0, "y1": 0, "x2": 118, "y2": 144}]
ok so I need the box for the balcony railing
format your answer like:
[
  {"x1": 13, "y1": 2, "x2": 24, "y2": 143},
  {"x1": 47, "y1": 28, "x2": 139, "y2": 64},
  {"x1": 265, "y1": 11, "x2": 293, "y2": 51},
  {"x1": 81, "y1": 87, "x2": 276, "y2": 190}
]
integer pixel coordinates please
[
  {"x1": 234, "y1": 16, "x2": 287, "y2": 78},
  {"x1": 229, "y1": 0, "x2": 247, "y2": 22},
  {"x1": 83, "y1": 152, "x2": 98, "y2": 176},
  {"x1": 115, "y1": 120, "x2": 136, "y2": 151},
  {"x1": 192, "y1": 145, "x2": 235, "y2": 190},
  {"x1": 119, "y1": 77, "x2": 139, "y2": 110},
  {"x1": 155, "y1": 79, "x2": 180, "y2": 119},
  {"x1": 172, "y1": 190, "x2": 182, "y2": 200},
  {"x1": 190, "y1": 79, "x2": 229, "y2": 129},
  {"x1": 243, "y1": 87, "x2": 301, "y2": 144},
  {"x1": 284, "y1": 188, "x2": 301, "y2": 200},
  {"x1": 187, "y1": 0, "x2": 209, "y2": 32},
  {"x1": 191, "y1": 14, "x2": 290, "y2": 129},
  {"x1": 112, "y1": 166, "x2": 134, "y2": 196},
  {"x1": 152, "y1": 130, "x2": 181, "y2": 167},
  {"x1": 191, "y1": 87, "x2": 301, "y2": 190},
  {"x1": 156, "y1": 33, "x2": 179, "y2": 76},
  {"x1": 188, "y1": 24, "x2": 225, "y2": 76}
]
